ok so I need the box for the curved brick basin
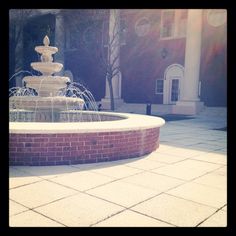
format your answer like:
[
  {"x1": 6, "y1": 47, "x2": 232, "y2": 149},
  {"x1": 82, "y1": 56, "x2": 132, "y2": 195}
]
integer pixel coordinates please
[{"x1": 9, "y1": 112, "x2": 165, "y2": 166}]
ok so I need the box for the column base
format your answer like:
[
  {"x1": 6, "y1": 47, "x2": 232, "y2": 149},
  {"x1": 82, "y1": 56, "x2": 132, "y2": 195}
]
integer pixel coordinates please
[
  {"x1": 101, "y1": 98, "x2": 124, "y2": 110},
  {"x1": 172, "y1": 101, "x2": 204, "y2": 115}
]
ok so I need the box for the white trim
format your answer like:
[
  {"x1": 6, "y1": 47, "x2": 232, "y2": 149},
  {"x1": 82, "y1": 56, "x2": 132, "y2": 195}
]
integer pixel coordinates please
[
  {"x1": 135, "y1": 17, "x2": 151, "y2": 37},
  {"x1": 10, "y1": 112, "x2": 165, "y2": 134},
  {"x1": 163, "y1": 64, "x2": 184, "y2": 104},
  {"x1": 198, "y1": 81, "x2": 201, "y2": 97},
  {"x1": 155, "y1": 79, "x2": 164, "y2": 94},
  {"x1": 207, "y1": 9, "x2": 227, "y2": 27}
]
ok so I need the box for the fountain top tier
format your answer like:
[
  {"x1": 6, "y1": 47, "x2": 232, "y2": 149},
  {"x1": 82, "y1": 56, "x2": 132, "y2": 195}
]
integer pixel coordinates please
[
  {"x1": 31, "y1": 35, "x2": 63, "y2": 76},
  {"x1": 23, "y1": 35, "x2": 70, "y2": 97}
]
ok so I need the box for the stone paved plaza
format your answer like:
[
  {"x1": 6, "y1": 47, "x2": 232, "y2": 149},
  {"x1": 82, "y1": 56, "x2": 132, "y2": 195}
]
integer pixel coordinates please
[{"x1": 9, "y1": 107, "x2": 227, "y2": 227}]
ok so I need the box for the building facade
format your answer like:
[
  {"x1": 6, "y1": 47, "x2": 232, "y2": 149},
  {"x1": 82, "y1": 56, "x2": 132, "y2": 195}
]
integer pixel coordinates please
[{"x1": 9, "y1": 9, "x2": 227, "y2": 114}]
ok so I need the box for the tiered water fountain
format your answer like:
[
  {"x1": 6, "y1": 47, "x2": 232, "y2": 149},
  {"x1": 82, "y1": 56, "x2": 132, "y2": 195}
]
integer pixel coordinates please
[
  {"x1": 9, "y1": 35, "x2": 85, "y2": 122},
  {"x1": 9, "y1": 35, "x2": 165, "y2": 166}
]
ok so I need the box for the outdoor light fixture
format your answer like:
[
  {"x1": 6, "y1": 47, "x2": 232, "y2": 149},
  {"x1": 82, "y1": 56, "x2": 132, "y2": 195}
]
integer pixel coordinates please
[{"x1": 161, "y1": 48, "x2": 168, "y2": 59}]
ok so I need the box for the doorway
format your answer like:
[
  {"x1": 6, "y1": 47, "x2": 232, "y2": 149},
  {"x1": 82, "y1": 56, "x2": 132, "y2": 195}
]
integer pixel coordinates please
[{"x1": 163, "y1": 64, "x2": 184, "y2": 104}]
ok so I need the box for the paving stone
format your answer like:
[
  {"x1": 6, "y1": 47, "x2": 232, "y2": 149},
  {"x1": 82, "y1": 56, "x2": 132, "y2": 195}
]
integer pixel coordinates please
[
  {"x1": 132, "y1": 193, "x2": 216, "y2": 227},
  {"x1": 9, "y1": 167, "x2": 42, "y2": 189},
  {"x1": 152, "y1": 159, "x2": 221, "y2": 180},
  {"x1": 198, "y1": 210, "x2": 227, "y2": 227},
  {"x1": 94, "y1": 209, "x2": 173, "y2": 227},
  {"x1": 10, "y1": 210, "x2": 64, "y2": 227},
  {"x1": 10, "y1": 180, "x2": 77, "y2": 208},
  {"x1": 50, "y1": 171, "x2": 115, "y2": 191},
  {"x1": 122, "y1": 171, "x2": 184, "y2": 192},
  {"x1": 193, "y1": 173, "x2": 227, "y2": 189},
  {"x1": 13, "y1": 165, "x2": 81, "y2": 179},
  {"x1": 35, "y1": 192, "x2": 124, "y2": 226},
  {"x1": 91, "y1": 165, "x2": 143, "y2": 179},
  {"x1": 125, "y1": 158, "x2": 166, "y2": 170},
  {"x1": 9, "y1": 200, "x2": 28, "y2": 216},
  {"x1": 191, "y1": 152, "x2": 227, "y2": 165},
  {"x1": 167, "y1": 182, "x2": 226, "y2": 208},
  {"x1": 86, "y1": 180, "x2": 158, "y2": 207}
]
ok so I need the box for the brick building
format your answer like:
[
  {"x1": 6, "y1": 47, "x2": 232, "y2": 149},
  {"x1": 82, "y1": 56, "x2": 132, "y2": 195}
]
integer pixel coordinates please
[{"x1": 9, "y1": 9, "x2": 227, "y2": 114}]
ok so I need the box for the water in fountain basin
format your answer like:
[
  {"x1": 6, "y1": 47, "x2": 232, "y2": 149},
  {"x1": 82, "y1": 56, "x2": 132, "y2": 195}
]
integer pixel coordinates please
[
  {"x1": 9, "y1": 81, "x2": 101, "y2": 122},
  {"x1": 9, "y1": 87, "x2": 36, "y2": 122},
  {"x1": 58, "y1": 82, "x2": 101, "y2": 122}
]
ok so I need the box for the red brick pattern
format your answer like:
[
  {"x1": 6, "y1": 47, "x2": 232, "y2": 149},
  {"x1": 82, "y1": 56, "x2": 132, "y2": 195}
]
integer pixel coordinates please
[{"x1": 9, "y1": 128, "x2": 160, "y2": 166}]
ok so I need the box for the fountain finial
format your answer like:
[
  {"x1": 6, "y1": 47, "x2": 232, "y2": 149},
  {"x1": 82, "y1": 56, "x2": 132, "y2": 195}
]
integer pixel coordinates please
[
  {"x1": 43, "y1": 35, "x2": 50, "y2": 46},
  {"x1": 32, "y1": 35, "x2": 62, "y2": 75}
]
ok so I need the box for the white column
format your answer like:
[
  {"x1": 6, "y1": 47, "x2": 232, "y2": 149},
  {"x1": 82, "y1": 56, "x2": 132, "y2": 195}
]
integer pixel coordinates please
[
  {"x1": 102, "y1": 9, "x2": 124, "y2": 109},
  {"x1": 181, "y1": 9, "x2": 202, "y2": 101},
  {"x1": 54, "y1": 13, "x2": 65, "y2": 75},
  {"x1": 174, "y1": 9, "x2": 204, "y2": 114}
]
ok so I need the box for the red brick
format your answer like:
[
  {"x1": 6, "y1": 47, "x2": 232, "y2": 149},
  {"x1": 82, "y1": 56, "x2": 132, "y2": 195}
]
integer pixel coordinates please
[
  {"x1": 9, "y1": 147, "x2": 17, "y2": 152},
  {"x1": 56, "y1": 160, "x2": 70, "y2": 165},
  {"x1": 32, "y1": 147, "x2": 47, "y2": 152},
  {"x1": 71, "y1": 141, "x2": 84, "y2": 147},
  {"x1": 68, "y1": 138, "x2": 79, "y2": 142},
  {"x1": 32, "y1": 157, "x2": 46, "y2": 161},
  {"x1": 70, "y1": 151, "x2": 80, "y2": 156},
  {"x1": 58, "y1": 134, "x2": 72, "y2": 138},
  {"x1": 16, "y1": 156, "x2": 32, "y2": 162},
  {"x1": 47, "y1": 156, "x2": 62, "y2": 161},
  {"x1": 49, "y1": 138, "x2": 64, "y2": 142},
  {"x1": 41, "y1": 152, "x2": 56, "y2": 157},
  {"x1": 10, "y1": 126, "x2": 161, "y2": 166},
  {"x1": 34, "y1": 138, "x2": 49, "y2": 142},
  {"x1": 63, "y1": 156, "x2": 76, "y2": 161},
  {"x1": 40, "y1": 142, "x2": 56, "y2": 147},
  {"x1": 29, "y1": 143, "x2": 41, "y2": 147},
  {"x1": 39, "y1": 161, "x2": 55, "y2": 166}
]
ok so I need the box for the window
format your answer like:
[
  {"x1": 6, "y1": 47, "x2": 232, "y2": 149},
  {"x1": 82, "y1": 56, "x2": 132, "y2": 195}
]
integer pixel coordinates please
[
  {"x1": 65, "y1": 28, "x2": 78, "y2": 50},
  {"x1": 156, "y1": 79, "x2": 164, "y2": 94},
  {"x1": 161, "y1": 11, "x2": 174, "y2": 38},
  {"x1": 83, "y1": 26, "x2": 96, "y2": 45},
  {"x1": 160, "y1": 9, "x2": 187, "y2": 39},
  {"x1": 207, "y1": 9, "x2": 227, "y2": 27},
  {"x1": 135, "y1": 17, "x2": 151, "y2": 37},
  {"x1": 170, "y1": 79, "x2": 179, "y2": 102}
]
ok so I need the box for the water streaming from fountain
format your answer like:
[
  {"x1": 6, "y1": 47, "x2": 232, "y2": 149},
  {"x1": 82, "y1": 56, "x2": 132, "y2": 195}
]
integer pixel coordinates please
[{"x1": 9, "y1": 35, "x2": 100, "y2": 122}]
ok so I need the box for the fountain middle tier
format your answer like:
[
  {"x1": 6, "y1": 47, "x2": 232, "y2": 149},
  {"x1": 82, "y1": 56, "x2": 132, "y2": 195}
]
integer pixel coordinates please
[
  {"x1": 23, "y1": 76, "x2": 70, "y2": 96},
  {"x1": 31, "y1": 62, "x2": 63, "y2": 76}
]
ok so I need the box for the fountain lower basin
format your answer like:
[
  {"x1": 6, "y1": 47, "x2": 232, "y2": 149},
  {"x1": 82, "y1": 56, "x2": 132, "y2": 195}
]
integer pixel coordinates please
[
  {"x1": 9, "y1": 112, "x2": 165, "y2": 166},
  {"x1": 9, "y1": 96, "x2": 84, "y2": 110}
]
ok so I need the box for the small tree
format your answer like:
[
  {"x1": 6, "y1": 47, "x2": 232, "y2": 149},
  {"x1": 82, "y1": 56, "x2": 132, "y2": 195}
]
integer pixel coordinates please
[
  {"x1": 102, "y1": 9, "x2": 121, "y2": 111},
  {"x1": 63, "y1": 9, "x2": 122, "y2": 111}
]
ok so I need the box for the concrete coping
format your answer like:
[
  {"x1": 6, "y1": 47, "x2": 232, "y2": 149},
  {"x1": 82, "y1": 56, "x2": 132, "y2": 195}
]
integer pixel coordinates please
[{"x1": 9, "y1": 112, "x2": 165, "y2": 134}]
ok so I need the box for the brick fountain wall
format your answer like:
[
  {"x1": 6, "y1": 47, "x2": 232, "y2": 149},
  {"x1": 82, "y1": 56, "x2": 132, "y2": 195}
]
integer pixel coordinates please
[{"x1": 9, "y1": 128, "x2": 160, "y2": 166}]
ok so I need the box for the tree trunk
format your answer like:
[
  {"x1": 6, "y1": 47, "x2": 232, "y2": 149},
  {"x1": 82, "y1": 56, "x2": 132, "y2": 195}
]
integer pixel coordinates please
[{"x1": 107, "y1": 74, "x2": 115, "y2": 111}]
